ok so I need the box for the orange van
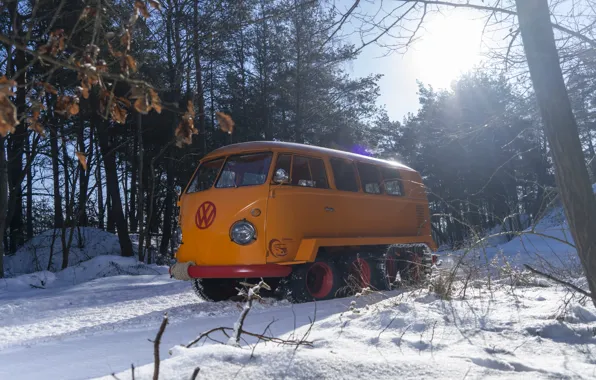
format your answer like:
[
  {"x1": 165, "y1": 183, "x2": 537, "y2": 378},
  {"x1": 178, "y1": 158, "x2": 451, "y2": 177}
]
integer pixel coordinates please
[{"x1": 169, "y1": 141, "x2": 436, "y2": 302}]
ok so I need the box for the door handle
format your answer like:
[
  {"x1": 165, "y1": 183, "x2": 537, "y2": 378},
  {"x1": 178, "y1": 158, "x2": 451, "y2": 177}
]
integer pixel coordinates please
[{"x1": 325, "y1": 207, "x2": 334, "y2": 212}]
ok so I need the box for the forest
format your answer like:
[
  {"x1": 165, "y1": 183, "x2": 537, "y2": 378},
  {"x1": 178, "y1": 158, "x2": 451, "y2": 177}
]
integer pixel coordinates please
[{"x1": 1, "y1": 0, "x2": 596, "y2": 276}]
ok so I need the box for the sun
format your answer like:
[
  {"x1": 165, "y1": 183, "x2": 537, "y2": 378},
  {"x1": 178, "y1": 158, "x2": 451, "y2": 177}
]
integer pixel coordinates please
[{"x1": 409, "y1": 10, "x2": 485, "y2": 89}]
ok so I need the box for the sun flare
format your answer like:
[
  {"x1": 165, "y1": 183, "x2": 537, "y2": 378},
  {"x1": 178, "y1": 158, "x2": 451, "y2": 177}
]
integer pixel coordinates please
[{"x1": 410, "y1": 11, "x2": 485, "y2": 89}]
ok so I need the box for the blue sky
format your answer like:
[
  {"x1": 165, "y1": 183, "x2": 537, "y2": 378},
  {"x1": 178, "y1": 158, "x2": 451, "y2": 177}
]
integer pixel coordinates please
[{"x1": 337, "y1": 1, "x2": 488, "y2": 122}]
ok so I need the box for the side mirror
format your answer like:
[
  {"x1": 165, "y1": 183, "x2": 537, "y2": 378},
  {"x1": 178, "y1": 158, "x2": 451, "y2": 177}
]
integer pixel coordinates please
[{"x1": 273, "y1": 168, "x2": 289, "y2": 184}]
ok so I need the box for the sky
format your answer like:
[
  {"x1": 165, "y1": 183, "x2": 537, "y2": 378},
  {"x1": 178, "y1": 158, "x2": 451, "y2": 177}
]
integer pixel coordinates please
[{"x1": 339, "y1": 2, "x2": 489, "y2": 122}]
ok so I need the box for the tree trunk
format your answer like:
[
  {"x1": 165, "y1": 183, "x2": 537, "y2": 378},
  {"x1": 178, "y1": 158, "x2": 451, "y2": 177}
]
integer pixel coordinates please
[
  {"x1": 159, "y1": 157, "x2": 174, "y2": 255},
  {"x1": 516, "y1": 0, "x2": 596, "y2": 306},
  {"x1": 137, "y1": 114, "x2": 145, "y2": 261},
  {"x1": 49, "y1": 122, "x2": 64, "y2": 228},
  {"x1": 95, "y1": 138, "x2": 104, "y2": 229},
  {"x1": 25, "y1": 133, "x2": 33, "y2": 240},
  {"x1": 60, "y1": 124, "x2": 71, "y2": 223},
  {"x1": 106, "y1": 188, "x2": 115, "y2": 232},
  {"x1": 7, "y1": 46, "x2": 27, "y2": 253},
  {"x1": 193, "y1": 0, "x2": 207, "y2": 156},
  {"x1": 96, "y1": 121, "x2": 134, "y2": 257},
  {"x1": 130, "y1": 126, "x2": 138, "y2": 233},
  {"x1": 0, "y1": 137, "x2": 7, "y2": 277},
  {"x1": 77, "y1": 119, "x2": 90, "y2": 226}
]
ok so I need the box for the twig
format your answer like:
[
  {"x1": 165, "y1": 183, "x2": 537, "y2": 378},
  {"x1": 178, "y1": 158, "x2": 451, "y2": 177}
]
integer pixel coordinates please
[
  {"x1": 151, "y1": 313, "x2": 169, "y2": 380},
  {"x1": 523, "y1": 264, "x2": 593, "y2": 299},
  {"x1": 190, "y1": 367, "x2": 201, "y2": 380}
]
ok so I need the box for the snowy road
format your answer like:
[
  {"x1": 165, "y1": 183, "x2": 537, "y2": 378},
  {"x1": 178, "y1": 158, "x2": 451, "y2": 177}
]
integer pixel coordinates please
[
  {"x1": 1, "y1": 270, "x2": 596, "y2": 380},
  {"x1": 0, "y1": 274, "x2": 346, "y2": 380}
]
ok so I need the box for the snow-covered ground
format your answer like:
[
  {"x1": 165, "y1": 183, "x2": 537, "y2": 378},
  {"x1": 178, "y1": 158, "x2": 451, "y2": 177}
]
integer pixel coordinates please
[
  {"x1": 1, "y1": 258, "x2": 595, "y2": 380},
  {"x1": 1, "y1": 192, "x2": 595, "y2": 379}
]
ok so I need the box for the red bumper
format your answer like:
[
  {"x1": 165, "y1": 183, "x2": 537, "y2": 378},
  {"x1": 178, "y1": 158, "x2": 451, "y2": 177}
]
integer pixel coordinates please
[{"x1": 186, "y1": 264, "x2": 292, "y2": 279}]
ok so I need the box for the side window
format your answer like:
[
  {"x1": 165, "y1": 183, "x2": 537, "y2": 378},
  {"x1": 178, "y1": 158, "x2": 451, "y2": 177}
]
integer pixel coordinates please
[
  {"x1": 381, "y1": 166, "x2": 404, "y2": 196},
  {"x1": 273, "y1": 154, "x2": 292, "y2": 184},
  {"x1": 292, "y1": 156, "x2": 312, "y2": 187},
  {"x1": 291, "y1": 156, "x2": 329, "y2": 188},
  {"x1": 330, "y1": 158, "x2": 359, "y2": 192},
  {"x1": 309, "y1": 157, "x2": 329, "y2": 189},
  {"x1": 357, "y1": 162, "x2": 382, "y2": 194},
  {"x1": 186, "y1": 158, "x2": 224, "y2": 193}
]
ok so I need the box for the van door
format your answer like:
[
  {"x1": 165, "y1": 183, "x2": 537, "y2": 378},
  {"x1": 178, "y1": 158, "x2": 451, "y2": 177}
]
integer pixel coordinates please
[{"x1": 266, "y1": 154, "x2": 337, "y2": 263}]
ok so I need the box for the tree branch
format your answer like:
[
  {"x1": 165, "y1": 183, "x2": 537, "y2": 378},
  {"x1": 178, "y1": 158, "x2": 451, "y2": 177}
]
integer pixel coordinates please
[
  {"x1": 151, "y1": 313, "x2": 169, "y2": 380},
  {"x1": 523, "y1": 264, "x2": 593, "y2": 300},
  {"x1": 378, "y1": 1, "x2": 596, "y2": 49}
]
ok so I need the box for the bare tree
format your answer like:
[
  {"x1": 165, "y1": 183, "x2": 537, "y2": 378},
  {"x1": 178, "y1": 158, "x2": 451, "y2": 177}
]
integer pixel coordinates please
[{"x1": 515, "y1": 0, "x2": 596, "y2": 306}]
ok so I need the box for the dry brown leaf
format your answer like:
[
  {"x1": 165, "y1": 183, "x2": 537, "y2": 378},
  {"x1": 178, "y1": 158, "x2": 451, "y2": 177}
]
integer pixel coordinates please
[
  {"x1": 76, "y1": 152, "x2": 88, "y2": 171},
  {"x1": 187, "y1": 100, "x2": 195, "y2": 118},
  {"x1": 0, "y1": 76, "x2": 16, "y2": 97},
  {"x1": 107, "y1": 42, "x2": 122, "y2": 58},
  {"x1": 125, "y1": 55, "x2": 137, "y2": 73},
  {"x1": 174, "y1": 101, "x2": 198, "y2": 147},
  {"x1": 148, "y1": 0, "x2": 161, "y2": 11},
  {"x1": 216, "y1": 112, "x2": 234, "y2": 134},
  {"x1": 27, "y1": 108, "x2": 46, "y2": 137},
  {"x1": 42, "y1": 82, "x2": 58, "y2": 95},
  {"x1": 111, "y1": 104, "x2": 127, "y2": 124},
  {"x1": 150, "y1": 89, "x2": 162, "y2": 113},
  {"x1": 0, "y1": 96, "x2": 18, "y2": 137},
  {"x1": 134, "y1": 96, "x2": 150, "y2": 114},
  {"x1": 70, "y1": 102, "x2": 80, "y2": 115},
  {"x1": 56, "y1": 95, "x2": 80, "y2": 117},
  {"x1": 175, "y1": 120, "x2": 197, "y2": 147},
  {"x1": 135, "y1": 0, "x2": 151, "y2": 18},
  {"x1": 39, "y1": 29, "x2": 66, "y2": 57}
]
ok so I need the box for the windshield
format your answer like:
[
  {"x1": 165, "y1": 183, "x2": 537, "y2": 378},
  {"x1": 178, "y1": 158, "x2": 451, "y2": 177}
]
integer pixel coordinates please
[
  {"x1": 215, "y1": 152, "x2": 273, "y2": 188},
  {"x1": 186, "y1": 158, "x2": 225, "y2": 193}
]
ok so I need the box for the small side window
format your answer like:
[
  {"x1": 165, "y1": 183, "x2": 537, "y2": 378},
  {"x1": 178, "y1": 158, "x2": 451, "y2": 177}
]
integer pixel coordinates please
[
  {"x1": 186, "y1": 158, "x2": 224, "y2": 193},
  {"x1": 291, "y1": 156, "x2": 329, "y2": 188},
  {"x1": 381, "y1": 166, "x2": 404, "y2": 196},
  {"x1": 330, "y1": 158, "x2": 359, "y2": 192},
  {"x1": 357, "y1": 162, "x2": 382, "y2": 194}
]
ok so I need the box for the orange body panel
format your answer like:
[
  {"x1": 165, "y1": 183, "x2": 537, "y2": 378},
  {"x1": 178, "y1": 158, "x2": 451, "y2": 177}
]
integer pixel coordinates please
[{"x1": 174, "y1": 141, "x2": 435, "y2": 275}]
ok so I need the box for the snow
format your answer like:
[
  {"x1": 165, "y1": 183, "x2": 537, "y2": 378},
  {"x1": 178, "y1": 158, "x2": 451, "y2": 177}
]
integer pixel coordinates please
[
  {"x1": 0, "y1": 255, "x2": 166, "y2": 293},
  {"x1": 440, "y1": 194, "x2": 583, "y2": 274},
  {"x1": 1, "y1": 190, "x2": 595, "y2": 379},
  {"x1": 4, "y1": 227, "x2": 122, "y2": 276},
  {"x1": 0, "y1": 258, "x2": 594, "y2": 380}
]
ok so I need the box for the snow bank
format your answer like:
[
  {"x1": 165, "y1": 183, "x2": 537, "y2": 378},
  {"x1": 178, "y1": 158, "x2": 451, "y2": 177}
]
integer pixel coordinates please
[
  {"x1": 0, "y1": 255, "x2": 166, "y2": 293},
  {"x1": 98, "y1": 285, "x2": 596, "y2": 380},
  {"x1": 445, "y1": 188, "x2": 591, "y2": 272},
  {"x1": 4, "y1": 227, "x2": 122, "y2": 276}
]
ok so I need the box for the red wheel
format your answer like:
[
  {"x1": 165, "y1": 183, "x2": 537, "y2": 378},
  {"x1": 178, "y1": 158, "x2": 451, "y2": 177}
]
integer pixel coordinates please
[
  {"x1": 285, "y1": 259, "x2": 342, "y2": 303},
  {"x1": 348, "y1": 258, "x2": 372, "y2": 288},
  {"x1": 306, "y1": 262, "x2": 335, "y2": 298}
]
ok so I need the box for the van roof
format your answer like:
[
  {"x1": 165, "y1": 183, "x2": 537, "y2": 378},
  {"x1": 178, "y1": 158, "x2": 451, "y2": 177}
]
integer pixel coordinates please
[{"x1": 205, "y1": 141, "x2": 416, "y2": 172}]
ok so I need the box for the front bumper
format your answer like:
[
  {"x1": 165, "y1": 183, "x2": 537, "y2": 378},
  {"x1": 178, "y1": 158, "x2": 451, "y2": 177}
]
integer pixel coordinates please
[{"x1": 169, "y1": 261, "x2": 292, "y2": 280}]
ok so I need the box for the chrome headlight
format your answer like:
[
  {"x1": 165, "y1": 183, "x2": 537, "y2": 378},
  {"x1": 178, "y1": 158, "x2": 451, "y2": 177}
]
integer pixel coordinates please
[{"x1": 230, "y1": 220, "x2": 256, "y2": 245}]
